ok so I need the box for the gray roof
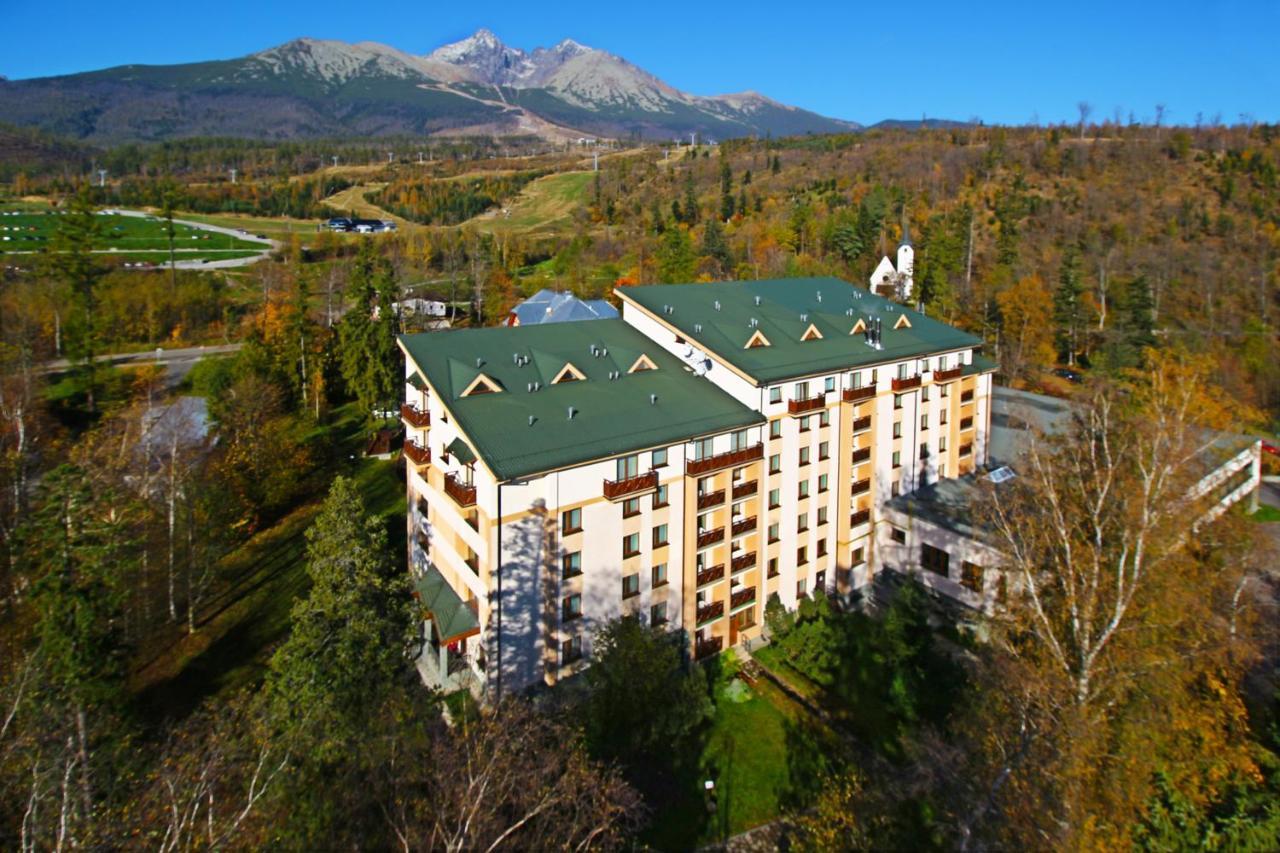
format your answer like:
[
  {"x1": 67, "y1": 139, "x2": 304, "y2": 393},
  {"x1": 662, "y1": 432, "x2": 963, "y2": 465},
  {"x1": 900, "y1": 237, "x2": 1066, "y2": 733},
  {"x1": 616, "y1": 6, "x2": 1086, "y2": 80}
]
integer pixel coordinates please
[
  {"x1": 511, "y1": 289, "x2": 619, "y2": 325},
  {"x1": 139, "y1": 397, "x2": 212, "y2": 458}
]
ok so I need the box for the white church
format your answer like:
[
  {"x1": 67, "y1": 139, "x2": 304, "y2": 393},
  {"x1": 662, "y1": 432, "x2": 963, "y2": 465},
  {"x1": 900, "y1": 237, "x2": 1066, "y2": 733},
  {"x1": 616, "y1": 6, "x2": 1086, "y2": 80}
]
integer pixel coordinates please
[{"x1": 869, "y1": 219, "x2": 914, "y2": 303}]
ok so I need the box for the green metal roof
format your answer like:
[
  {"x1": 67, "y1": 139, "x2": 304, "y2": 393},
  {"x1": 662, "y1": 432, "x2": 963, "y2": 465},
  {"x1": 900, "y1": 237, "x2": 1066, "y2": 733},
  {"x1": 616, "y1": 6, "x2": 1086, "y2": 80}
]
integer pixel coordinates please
[
  {"x1": 399, "y1": 319, "x2": 764, "y2": 482},
  {"x1": 408, "y1": 372, "x2": 428, "y2": 390},
  {"x1": 414, "y1": 566, "x2": 479, "y2": 644},
  {"x1": 618, "y1": 277, "x2": 984, "y2": 384},
  {"x1": 446, "y1": 436, "x2": 476, "y2": 465},
  {"x1": 964, "y1": 354, "x2": 999, "y2": 376}
]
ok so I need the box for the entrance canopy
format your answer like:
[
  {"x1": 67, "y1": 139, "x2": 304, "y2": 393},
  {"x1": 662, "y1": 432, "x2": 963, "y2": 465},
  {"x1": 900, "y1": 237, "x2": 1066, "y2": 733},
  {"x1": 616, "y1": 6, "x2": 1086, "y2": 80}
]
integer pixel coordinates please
[{"x1": 413, "y1": 566, "x2": 479, "y2": 645}]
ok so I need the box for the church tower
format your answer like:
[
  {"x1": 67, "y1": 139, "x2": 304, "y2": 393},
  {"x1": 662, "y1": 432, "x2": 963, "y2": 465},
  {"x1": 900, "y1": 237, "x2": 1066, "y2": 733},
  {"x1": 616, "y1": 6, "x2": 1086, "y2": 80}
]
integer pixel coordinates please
[{"x1": 896, "y1": 214, "x2": 914, "y2": 300}]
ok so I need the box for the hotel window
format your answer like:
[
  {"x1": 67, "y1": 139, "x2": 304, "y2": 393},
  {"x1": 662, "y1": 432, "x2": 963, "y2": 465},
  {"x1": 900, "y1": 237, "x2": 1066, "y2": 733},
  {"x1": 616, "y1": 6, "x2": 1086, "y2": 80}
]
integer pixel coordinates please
[
  {"x1": 851, "y1": 546, "x2": 866, "y2": 565},
  {"x1": 623, "y1": 533, "x2": 641, "y2": 558},
  {"x1": 622, "y1": 573, "x2": 641, "y2": 599},
  {"x1": 561, "y1": 636, "x2": 582, "y2": 664},
  {"x1": 769, "y1": 453, "x2": 781, "y2": 474},
  {"x1": 652, "y1": 447, "x2": 668, "y2": 468},
  {"x1": 893, "y1": 421, "x2": 902, "y2": 438},
  {"x1": 941, "y1": 383, "x2": 950, "y2": 397},
  {"x1": 769, "y1": 488, "x2": 781, "y2": 509},
  {"x1": 650, "y1": 601, "x2": 668, "y2": 626},
  {"x1": 563, "y1": 594, "x2": 583, "y2": 621},
  {"x1": 922, "y1": 543, "x2": 950, "y2": 577},
  {"x1": 817, "y1": 540, "x2": 828, "y2": 558},
  {"x1": 616, "y1": 454, "x2": 639, "y2": 480},
  {"x1": 819, "y1": 410, "x2": 830, "y2": 428},
  {"x1": 653, "y1": 562, "x2": 668, "y2": 587},
  {"x1": 798, "y1": 512, "x2": 809, "y2": 532},
  {"x1": 894, "y1": 394, "x2": 905, "y2": 410},
  {"x1": 940, "y1": 464, "x2": 947, "y2": 478},
  {"x1": 798, "y1": 480, "x2": 810, "y2": 499},
  {"x1": 797, "y1": 546, "x2": 808, "y2": 566},
  {"x1": 731, "y1": 429, "x2": 750, "y2": 451},
  {"x1": 697, "y1": 476, "x2": 714, "y2": 497},
  {"x1": 920, "y1": 413, "x2": 928, "y2": 431},
  {"x1": 768, "y1": 522, "x2": 780, "y2": 543},
  {"x1": 892, "y1": 451, "x2": 901, "y2": 469},
  {"x1": 770, "y1": 420, "x2": 782, "y2": 439},
  {"x1": 562, "y1": 552, "x2": 582, "y2": 579},
  {"x1": 797, "y1": 578, "x2": 808, "y2": 598},
  {"x1": 654, "y1": 484, "x2": 669, "y2": 508},
  {"x1": 825, "y1": 377, "x2": 836, "y2": 393},
  {"x1": 697, "y1": 512, "x2": 711, "y2": 532},
  {"x1": 818, "y1": 506, "x2": 829, "y2": 525},
  {"x1": 961, "y1": 561, "x2": 984, "y2": 593},
  {"x1": 815, "y1": 569, "x2": 826, "y2": 587},
  {"x1": 693, "y1": 437, "x2": 714, "y2": 460},
  {"x1": 891, "y1": 481, "x2": 900, "y2": 497},
  {"x1": 653, "y1": 524, "x2": 669, "y2": 548},
  {"x1": 818, "y1": 473, "x2": 829, "y2": 493},
  {"x1": 897, "y1": 363, "x2": 910, "y2": 379},
  {"x1": 819, "y1": 441, "x2": 829, "y2": 460},
  {"x1": 562, "y1": 508, "x2": 582, "y2": 534},
  {"x1": 770, "y1": 386, "x2": 782, "y2": 404},
  {"x1": 794, "y1": 381, "x2": 810, "y2": 400},
  {"x1": 891, "y1": 527, "x2": 906, "y2": 544},
  {"x1": 623, "y1": 497, "x2": 641, "y2": 518},
  {"x1": 940, "y1": 410, "x2": 949, "y2": 425},
  {"x1": 768, "y1": 557, "x2": 780, "y2": 578},
  {"x1": 921, "y1": 386, "x2": 930, "y2": 402},
  {"x1": 799, "y1": 416, "x2": 811, "y2": 433},
  {"x1": 850, "y1": 371, "x2": 863, "y2": 389},
  {"x1": 799, "y1": 447, "x2": 811, "y2": 466}
]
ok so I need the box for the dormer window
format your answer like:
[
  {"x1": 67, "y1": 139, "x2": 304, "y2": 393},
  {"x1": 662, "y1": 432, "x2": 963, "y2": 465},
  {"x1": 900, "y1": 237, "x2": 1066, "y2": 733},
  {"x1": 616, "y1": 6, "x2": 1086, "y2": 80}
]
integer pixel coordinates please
[
  {"x1": 461, "y1": 374, "x2": 502, "y2": 396},
  {"x1": 745, "y1": 329, "x2": 771, "y2": 349},
  {"x1": 894, "y1": 313, "x2": 912, "y2": 330},
  {"x1": 800, "y1": 323, "x2": 823, "y2": 341},
  {"x1": 628, "y1": 353, "x2": 658, "y2": 373},
  {"x1": 552, "y1": 362, "x2": 586, "y2": 384}
]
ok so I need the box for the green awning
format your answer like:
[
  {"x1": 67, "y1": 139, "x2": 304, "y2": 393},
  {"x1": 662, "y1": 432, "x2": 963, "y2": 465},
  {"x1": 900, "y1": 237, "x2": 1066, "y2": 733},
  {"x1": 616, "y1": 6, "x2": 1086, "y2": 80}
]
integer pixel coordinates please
[
  {"x1": 408, "y1": 371, "x2": 429, "y2": 390},
  {"x1": 414, "y1": 566, "x2": 479, "y2": 644},
  {"x1": 446, "y1": 437, "x2": 476, "y2": 465},
  {"x1": 963, "y1": 354, "x2": 999, "y2": 376}
]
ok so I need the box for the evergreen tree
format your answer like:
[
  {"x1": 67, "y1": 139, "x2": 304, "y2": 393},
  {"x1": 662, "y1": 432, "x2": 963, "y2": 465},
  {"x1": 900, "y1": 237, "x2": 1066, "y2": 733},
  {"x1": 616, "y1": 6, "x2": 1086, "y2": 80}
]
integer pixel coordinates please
[
  {"x1": 657, "y1": 226, "x2": 697, "y2": 283},
  {"x1": 719, "y1": 157, "x2": 734, "y2": 221},
  {"x1": 1054, "y1": 243, "x2": 1086, "y2": 365},
  {"x1": 682, "y1": 171, "x2": 699, "y2": 224},
  {"x1": 338, "y1": 242, "x2": 401, "y2": 424},
  {"x1": 771, "y1": 154, "x2": 782, "y2": 175},
  {"x1": 47, "y1": 188, "x2": 104, "y2": 412},
  {"x1": 700, "y1": 217, "x2": 732, "y2": 274}
]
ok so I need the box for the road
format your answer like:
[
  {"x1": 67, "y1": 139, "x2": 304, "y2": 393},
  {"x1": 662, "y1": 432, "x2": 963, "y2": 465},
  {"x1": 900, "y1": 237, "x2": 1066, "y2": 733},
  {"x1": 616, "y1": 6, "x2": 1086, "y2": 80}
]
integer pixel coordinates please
[
  {"x1": 105, "y1": 209, "x2": 277, "y2": 269},
  {"x1": 41, "y1": 343, "x2": 243, "y2": 384}
]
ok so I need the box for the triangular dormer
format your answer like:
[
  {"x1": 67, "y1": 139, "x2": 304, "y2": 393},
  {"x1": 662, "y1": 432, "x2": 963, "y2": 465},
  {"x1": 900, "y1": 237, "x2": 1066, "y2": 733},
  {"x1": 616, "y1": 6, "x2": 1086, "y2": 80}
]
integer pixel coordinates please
[
  {"x1": 744, "y1": 329, "x2": 772, "y2": 349},
  {"x1": 628, "y1": 353, "x2": 658, "y2": 373},
  {"x1": 893, "y1": 314, "x2": 912, "y2": 330},
  {"x1": 461, "y1": 373, "x2": 502, "y2": 396},
  {"x1": 850, "y1": 318, "x2": 867, "y2": 335},
  {"x1": 801, "y1": 323, "x2": 823, "y2": 342},
  {"x1": 552, "y1": 362, "x2": 586, "y2": 384}
]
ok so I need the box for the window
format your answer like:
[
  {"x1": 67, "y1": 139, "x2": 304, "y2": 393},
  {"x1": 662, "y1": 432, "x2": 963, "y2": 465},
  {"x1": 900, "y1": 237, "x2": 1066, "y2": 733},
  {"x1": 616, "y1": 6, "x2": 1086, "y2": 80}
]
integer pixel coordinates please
[
  {"x1": 897, "y1": 362, "x2": 910, "y2": 379},
  {"x1": 622, "y1": 573, "x2": 641, "y2": 599},
  {"x1": 650, "y1": 601, "x2": 668, "y2": 626},
  {"x1": 798, "y1": 512, "x2": 809, "y2": 532},
  {"x1": 815, "y1": 569, "x2": 826, "y2": 587},
  {"x1": 770, "y1": 386, "x2": 782, "y2": 404},
  {"x1": 941, "y1": 383, "x2": 950, "y2": 397},
  {"x1": 654, "y1": 484, "x2": 669, "y2": 508},
  {"x1": 731, "y1": 429, "x2": 750, "y2": 451},
  {"x1": 769, "y1": 488, "x2": 781, "y2": 509},
  {"x1": 697, "y1": 512, "x2": 711, "y2": 532},
  {"x1": 920, "y1": 444, "x2": 928, "y2": 460},
  {"x1": 817, "y1": 540, "x2": 828, "y2": 558},
  {"x1": 797, "y1": 579, "x2": 808, "y2": 598},
  {"x1": 961, "y1": 561, "x2": 983, "y2": 593},
  {"x1": 563, "y1": 594, "x2": 582, "y2": 621},
  {"x1": 891, "y1": 527, "x2": 906, "y2": 544},
  {"x1": 818, "y1": 506, "x2": 828, "y2": 525},
  {"x1": 561, "y1": 636, "x2": 582, "y2": 664},
  {"x1": 697, "y1": 476, "x2": 713, "y2": 497},
  {"x1": 562, "y1": 552, "x2": 582, "y2": 579},
  {"x1": 616, "y1": 454, "x2": 639, "y2": 480},
  {"x1": 693, "y1": 437, "x2": 714, "y2": 460},
  {"x1": 824, "y1": 376, "x2": 836, "y2": 393},
  {"x1": 652, "y1": 447, "x2": 668, "y2": 468},
  {"x1": 797, "y1": 546, "x2": 808, "y2": 565},
  {"x1": 891, "y1": 481, "x2": 900, "y2": 497},
  {"x1": 623, "y1": 497, "x2": 641, "y2": 518},
  {"x1": 893, "y1": 421, "x2": 903, "y2": 438},
  {"x1": 798, "y1": 480, "x2": 810, "y2": 499},
  {"x1": 921, "y1": 386, "x2": 930, "y2": 402},
  {"x1": 851, "y1": 546, "x2": 865, "y2": 566},
  {"x1": 819, "y1": 410, "x2": 830, "y2": 428},
  {"x1": 894, "y1": 393, "x2": 905, "y2": 410},
  {"x1": 922, "y1": 543, "x2": 950, "y2": 577},
  {"x1": 794, "y1": 381, "x2": 810, "y2": 400},
  {"x1": 623, "y1": 533, "x2": 641, "y2": 558},
  {"x1": 653, "y1": 524, "x2": 669, "y2": 548},
  {"x1": 940, "y1": 410, "x2": 949, "y2": 425},
  {"x1": 818, "y1": 473, "x2": 829, "y2": 493},
  {"x1": 768, "y1": 522, "x2": 780, "y2": 543},
  {"x1": 652, "y1": 563, "x2": 668, "y2": 587},
  {"x1": 799, "y1": 416, "x2": 811, "y2": 433},
  {"x1": 920, "y1": 413, "x2": 928, "y2": 431},
  {"x1": 769, "y1": 453, "x2": 781, "y2": 474},
  {"x1": 770, "y1": 420, "x2": 782, "y2": 439},
  {"x1": 562, "y1": 508, "x2": 582, "y2": 534},
  {"x1": 768, "y1": 557, "x2": 780, "y2": 578},
  {"x1": 892, "y1": 451, "x2": 901, "y2": 469},
  {"x1": 939, "y1": 436, "x2": 948, "y2": 452},
  {"x1": 799, "y1": 447, "x2": 811, "y2": 466},
  {"x1": 850, "y1": 371, "x2": 863, "y2": 389},
  {"x1": 819, "y1": 441, "x2": 829, "y2": 460}
]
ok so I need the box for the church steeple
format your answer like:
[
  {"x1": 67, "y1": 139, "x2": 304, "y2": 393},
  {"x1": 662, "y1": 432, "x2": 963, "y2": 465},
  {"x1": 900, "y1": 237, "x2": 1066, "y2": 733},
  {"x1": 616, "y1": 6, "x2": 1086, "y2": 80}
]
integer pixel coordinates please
[{"x1": 899, "y1": 208, "x2": 913, "y2": 248}]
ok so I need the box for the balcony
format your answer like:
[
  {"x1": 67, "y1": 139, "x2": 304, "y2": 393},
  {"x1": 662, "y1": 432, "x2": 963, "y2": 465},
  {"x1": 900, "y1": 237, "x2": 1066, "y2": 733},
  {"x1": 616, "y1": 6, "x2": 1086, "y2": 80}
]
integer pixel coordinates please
[
  {"x1": 696, "y1": 600, "x2": 725, "y2": 625},
  {"x1": 730, "y1": 586, "x2": 757, "y2": 610},
  {"x1": 604, "y1": 470, "x2": 658, "y2": 501},
  {"x1": 697, "y1": 564, "x2": 725, "y2": 587},
  {"x1": 851, "y1": 478, "x2": 871, "y2": 496},
  {"x1": 696, "y1": 527, "x2": 725, "y2": 549},
  {"x1": 852, "y1": 446, "x2": 871, "y2": 464},
  {"x1": 934, "y1": 366, "x2": 962, "y2": 382},
  {"x1": 697, "y1": 489, "x2": 726, "y2": 510},
  {"x1": 787, "y1": 393, "x2": 827, "y2": 415},
  {"x1": 400, "y1": 403, "x2": 431, "y2": 429},
  {"x1": 960, "y1": 416, "x2": 974, "y2": 431},
  {"x1": 732, "y1": 479, "x2": 758, "y2": 499},
  {"x1": 959, "y1": 443, "x2": 973, "y2": 457},
  {"x1": 852, "y1": 416, "x2": 872, "y2": 433},
  {"x1": 843, "y1": 385, "x2": 876, "y2": 403},
  {"x1": 731, "y1": 551, "x2": 757, "y2": 573},
  {"x1": 731, "y1": 516, "x2": 757, "y2": 537},
  {"x1": 892, "y1": 374, "x2": 922, "y2": 392},
  {"x1": 688, "y1": 443, "x2": 764, "y2": 476},
  {"x1": 403, "y1": 439, "x2": 431, "y2": 467},
  {"x1": 850, "y1": 508, "x2": 871, "y2": 528},
  {"x1": 696, "y1": 636, "x2": 724, "y2": 660},
  {"x1": 444, "y1": 472, "x2": 477, "y2": 508}
]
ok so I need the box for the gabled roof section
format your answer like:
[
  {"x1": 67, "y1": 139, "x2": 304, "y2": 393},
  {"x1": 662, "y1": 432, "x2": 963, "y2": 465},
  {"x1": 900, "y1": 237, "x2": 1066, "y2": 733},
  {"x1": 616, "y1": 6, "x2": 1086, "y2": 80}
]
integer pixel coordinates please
[
  {"x1": 745, "y1": 329, "x2": 771, "y2": 349},
  {"x1": 511, "y1": 289, "x2": 620, "y2": 325},
  {"x1": 615, "y1": 277, "x2": 982, "y2": 385},
  {"x1": 461, "y1": 373, "x2": 503, "y2": 396},
  {"x1": 894, "y1": 313, "x2": 912, "y2": 330},
  {"x1": 801, "y1": 323, "x2": 824, "y2": 341},
  {"x1": 399, "y1": 319, "x2": 763, "y2": 482},
  {"x1": 628, "y1": 353, "x2": 658, "y2": 373},
  {"x1": 552, "y1": 362, "x2": 586, "y2": 384}
]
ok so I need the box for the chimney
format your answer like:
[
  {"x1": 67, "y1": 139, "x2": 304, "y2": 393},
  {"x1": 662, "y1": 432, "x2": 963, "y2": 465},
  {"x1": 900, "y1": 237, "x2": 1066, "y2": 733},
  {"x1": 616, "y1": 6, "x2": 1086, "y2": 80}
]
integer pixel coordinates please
[{"x1": 567, "y1": 406, "x2": 577, "y2": 419}]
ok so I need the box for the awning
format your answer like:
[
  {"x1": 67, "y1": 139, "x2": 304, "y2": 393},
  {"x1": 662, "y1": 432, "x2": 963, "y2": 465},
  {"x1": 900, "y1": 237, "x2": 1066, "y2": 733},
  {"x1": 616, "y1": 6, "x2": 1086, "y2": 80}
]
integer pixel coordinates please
[
  {"x1": 413, "y1": 566, "x2": 479, "y2": 645},
  {"x1": 446, "y1": 437, "x2": 477, "y2": 466},
  {"x1": 408, "y1": 371, "x2": 429, "y2": 390}
]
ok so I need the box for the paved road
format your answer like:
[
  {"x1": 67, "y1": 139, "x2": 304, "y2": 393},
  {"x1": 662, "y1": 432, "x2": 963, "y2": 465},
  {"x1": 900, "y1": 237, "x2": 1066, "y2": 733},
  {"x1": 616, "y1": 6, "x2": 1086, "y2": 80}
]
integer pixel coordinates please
[
  {"x1": 41, "y1": 343, "x2": 243, "y2": 383},
  {"x1": 104, "y1": 209, "x2": 277, "y2": 269}
]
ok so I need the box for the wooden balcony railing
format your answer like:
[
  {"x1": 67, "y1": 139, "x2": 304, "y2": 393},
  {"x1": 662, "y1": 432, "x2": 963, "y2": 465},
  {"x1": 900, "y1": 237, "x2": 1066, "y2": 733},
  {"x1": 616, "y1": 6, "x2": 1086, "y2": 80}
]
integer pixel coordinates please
[
  {"x1": 934, "y1": 366, "x2": 963, "y2": 382},
  {"x1": 852, "y1": 415, "x2": 872, "y2": 433},
  {"x1": 730, "y1": 586, "x2": 757, "y2": 609},
  {"x1": 731, "y1": 516, "x2": 757, "y2": 537},
  {"x1": 843, "y1": 385, "x2": 876, "y2": 403},
  {"x1": 697, "y1": 489, "x2": 726, "y2": 510},
  {"x1": 696, "y1": 600, "x2": 725, "y2": 625},
  {"x1": 892, "y1": 374, "x2": 922, "y2": 391},
  {"x1": 731, "y1": 551, "x2": 757, "y2": 573},
  {"x1": 850, "y1": 508, "x2": 871, "y2": 527},
  {"x1": 400, "y1": 403, "x2": 431, "y2": 428},
  {"x1": 851, "y1": 479, "x2": 871, "y2": 496},
  {"x1": 403, "y1": 439, "x2": 431, "y2": 467},
  {"x1": 687, "y1": 443, "x2": 763, "y2": 476},
  {"x1": 444, "y1": 472, "x2": 477, "y2": 507},
  {"x1": 852, "y1": 446, "x2": 871, "y2": 464},
  {"x1": 603, "y1": 470, "x2": 658, "y2": 501},
  {"x1": 732, "y1": 479, "x2": 758, "y2": 499},
  {"x1": 696, "y1": 564, "x2": 725, "y2": 587},
  {"x1": 787, "y1": 393, "x2": 827, "y2": 415},
  {"x1": 696, "y1": 527, "x2": 725, "y2": 549},
  {"x1": 960, "y1": 416, "x2": 974, "y2": 431},
  {"x1": 695, "y1": 636, "x2": 724, "y2": 660},
  {"x1": 959, "y1": 443, "x2": 973, "y2": 457},
  {"x1": 961, "y1": 389, "x2": 974, "y2": 403}
]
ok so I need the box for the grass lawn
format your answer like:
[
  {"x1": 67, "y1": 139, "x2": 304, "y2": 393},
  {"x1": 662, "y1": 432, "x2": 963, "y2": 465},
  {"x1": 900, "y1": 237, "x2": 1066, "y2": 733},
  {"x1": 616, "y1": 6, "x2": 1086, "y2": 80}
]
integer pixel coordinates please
[
  {"x1": 1250, "y1": 503, "x2": 1280, "y2": 523},
  {"x1": 179, "y1": 211, "x2": 320, "y2": 237},
  {"x1": 468, "y1": 171, "x2": 592, "y2": 236},
  {"x1": 0, "y1": 209, "x2": 263, "y2": 258}
]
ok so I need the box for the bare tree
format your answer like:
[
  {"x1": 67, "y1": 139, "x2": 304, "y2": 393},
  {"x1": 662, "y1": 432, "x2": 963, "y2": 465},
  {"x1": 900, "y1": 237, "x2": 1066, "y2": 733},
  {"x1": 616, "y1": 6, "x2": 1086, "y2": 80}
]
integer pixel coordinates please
[{"x1": 1076, "y1": 102, "x2": 1093, "y2": 139}]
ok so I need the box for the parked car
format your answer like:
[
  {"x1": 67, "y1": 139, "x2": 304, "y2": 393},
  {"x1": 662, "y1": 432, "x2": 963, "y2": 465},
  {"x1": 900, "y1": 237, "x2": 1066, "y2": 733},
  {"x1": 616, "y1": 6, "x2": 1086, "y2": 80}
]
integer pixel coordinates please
[{"x1": 1053, "y1": 367, "x2": 1083, "y2": 383}]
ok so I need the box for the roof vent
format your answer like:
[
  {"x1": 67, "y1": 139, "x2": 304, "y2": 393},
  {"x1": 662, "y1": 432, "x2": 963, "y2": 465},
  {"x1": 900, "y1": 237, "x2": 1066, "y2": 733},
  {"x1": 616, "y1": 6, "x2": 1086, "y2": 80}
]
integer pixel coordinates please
[
  {"x1": 533, "y1": 381, "x2": 541, "y2": 391},
  {"x1": 475, "y1": 357, "x2": 484, "y2": 368},
  {"x1": 816, "y1": 290, "x2": 822, "y2": 302},
  {"x1": 528, "y1": 415, "x2": 536, "y2": 426},
  {"x1": 513, "y1": 353, "x2": 520, "y2": 364},
  {"x1": 800, "y1": 313, "x2": 808, "y2": 323},
  {"x1": 754, "y1": 295, "x2": 762, "y2": 306},
  {"x1": 694, "y1": 323, "x2": 703, "y2": 333},
  {"x1": 526, "y1": 382, "x2": 534, "y2": 392},
  {"x1": 714, "y1": 300, "x2": 721, "y2": 311},
  {"x1": 601, "y1": 347, "x2": 608, "y2": 358},
  {"x1": 589, "y1": 344, "x2": 598, "y2": 357},
  {"x1": 846, "y1": 308, "x2": 854, "y2": 316},
  {"x1": 750, "y1": 317, "x2": 759, "y2": 328},
  {"x1": 567, "y1": 406, "x2": 577, "y2": 420},
  {"x1": 650, "y1": 394, "x2": 658, "y2": 405}
]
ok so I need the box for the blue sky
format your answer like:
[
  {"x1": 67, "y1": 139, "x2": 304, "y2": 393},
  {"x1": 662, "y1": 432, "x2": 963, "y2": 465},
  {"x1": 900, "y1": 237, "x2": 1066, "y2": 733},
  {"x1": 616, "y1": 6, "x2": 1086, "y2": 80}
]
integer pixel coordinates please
[{"x1": 3, "y1": 0, "x2": 1276, "y2": 126}]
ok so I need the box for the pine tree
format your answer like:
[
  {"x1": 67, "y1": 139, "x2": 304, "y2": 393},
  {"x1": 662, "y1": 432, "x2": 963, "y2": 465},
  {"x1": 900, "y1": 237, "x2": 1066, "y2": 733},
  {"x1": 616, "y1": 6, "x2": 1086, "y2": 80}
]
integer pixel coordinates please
[
  {"x1": 771, "y1": 154, "x2": 782, "y2": 175},
  {"x1": 700, "y1": 218, "x2": 731, "y2": 274},
  {"x1": 682, "y1": 171, "x2": 699, "y2": 224},
  {"x1": 719, "y1": 157, "x2": 734, "y2": 221},
  {"x1": 1054, "y1": 244, "x2": 1086, "y2": 365},
  {"x1": 338, "y1": 242, "x2": 401, "y2": 424},
  {"x1": 657, "y1": 226, "x2": 697, "y2": 283},
  {"x1": 47, "y1": 188, "x2": 104, "y2": 413}
]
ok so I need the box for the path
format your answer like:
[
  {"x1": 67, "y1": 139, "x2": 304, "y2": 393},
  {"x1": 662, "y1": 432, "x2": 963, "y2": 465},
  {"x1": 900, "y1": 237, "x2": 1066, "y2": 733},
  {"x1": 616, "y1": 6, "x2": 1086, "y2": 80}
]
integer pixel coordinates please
[
  {"x1": 41, "y1": 343, "x2": 242, "y2": 383},
  {"x1": 106, "y1": 208, "x2": 277, "y2": 268}
]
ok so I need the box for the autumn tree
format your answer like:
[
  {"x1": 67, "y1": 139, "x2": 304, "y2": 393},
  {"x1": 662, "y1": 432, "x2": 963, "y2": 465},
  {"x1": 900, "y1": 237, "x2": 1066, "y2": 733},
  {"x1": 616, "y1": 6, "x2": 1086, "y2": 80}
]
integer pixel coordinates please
[{"x1": 995, "y1": 274, "x2": 1055, "y2": 383}]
